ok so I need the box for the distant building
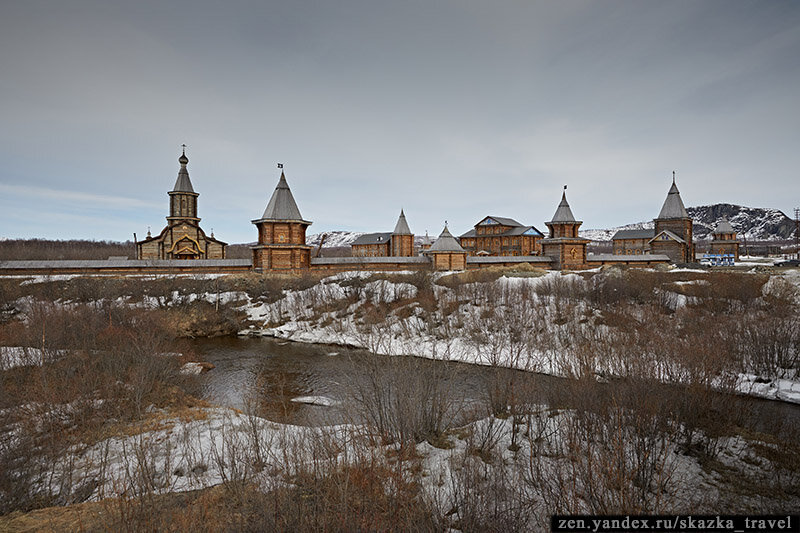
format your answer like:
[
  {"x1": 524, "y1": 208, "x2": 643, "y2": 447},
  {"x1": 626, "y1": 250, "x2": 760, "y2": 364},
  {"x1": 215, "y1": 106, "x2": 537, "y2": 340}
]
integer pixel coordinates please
[
  {"x1": 459, "y1": 216, "x2": 543, "y2": 256},
  {"x1": 351, "y1": 210, "x2": 416, "y2": 257},
  {"x1": 649, "y1": 176, "x2": 694, "y2": 263},
  {"x1": 612, "y1": 229, "x2": 654, "y2": 255},
  {"x1": 420, "y1": 231, "x2": 433, "y2": 253},
  {"x1": 709, "y1": 218, "x2": 740, "y2": 260},
  {"x1": 137, "y1": 149, "x2": 226, "y2": 260},
  {"x1": 251, "y1": 170, "x2": 312, "y2": 271},
  {"x1": 540, "y1": 188, "x2": 590, "y2": 269},
  {"x1": 350, "y1": 233, "x2": 392, "y2": 257},
  {"x1": 611, "y1": 175, "x2": 695, "y2": 263}
]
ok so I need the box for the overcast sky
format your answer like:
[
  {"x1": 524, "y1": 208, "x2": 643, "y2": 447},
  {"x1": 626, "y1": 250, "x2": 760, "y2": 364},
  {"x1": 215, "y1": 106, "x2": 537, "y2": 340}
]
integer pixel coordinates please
[{"x1": 1, "y1": 0, "x2": 798, "y2": 243}]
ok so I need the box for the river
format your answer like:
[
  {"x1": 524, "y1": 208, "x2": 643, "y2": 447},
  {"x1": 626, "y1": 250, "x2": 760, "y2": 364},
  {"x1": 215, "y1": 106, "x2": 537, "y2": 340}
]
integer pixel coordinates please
[{"x1": 190, "y1": 336, "x2": 800, "y2": 438}]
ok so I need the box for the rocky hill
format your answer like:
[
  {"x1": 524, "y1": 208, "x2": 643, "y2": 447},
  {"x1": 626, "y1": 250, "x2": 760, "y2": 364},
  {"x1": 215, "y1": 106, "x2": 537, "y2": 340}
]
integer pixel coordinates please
[
  {"x1": 581, "y1": 204, "x2": 795, "y2": 242},
  {"x1": 687, "y1": 204, "x2": 795, "y2": 240}
]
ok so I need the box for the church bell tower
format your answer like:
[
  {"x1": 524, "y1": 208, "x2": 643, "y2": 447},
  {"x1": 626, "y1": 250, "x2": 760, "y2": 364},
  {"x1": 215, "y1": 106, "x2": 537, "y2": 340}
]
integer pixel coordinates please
[{"x1": 167, "y1": 146, "x2": 200, "y2": 224}]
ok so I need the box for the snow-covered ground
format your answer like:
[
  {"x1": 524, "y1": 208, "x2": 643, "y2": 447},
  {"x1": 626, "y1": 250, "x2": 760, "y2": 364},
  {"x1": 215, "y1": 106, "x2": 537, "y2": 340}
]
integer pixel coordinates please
[
  {"x1": 736, "y1": 374, "x2": 800, "y2": 403},
  {"x1": 7, "y1": 273, "x2": 231, "y2": 284},
  {"x1": 0, "y1": 346, "x2": 65, "y2": 370},
  {"x1": 10, "y1": 401, "x2": 782, "y2": 519}
]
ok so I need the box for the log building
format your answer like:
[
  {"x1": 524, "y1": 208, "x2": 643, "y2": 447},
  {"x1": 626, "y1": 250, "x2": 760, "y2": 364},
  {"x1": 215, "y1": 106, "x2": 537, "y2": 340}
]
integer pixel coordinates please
[
  {"x1": 351, "y1": 210, "x2": 416, "y2": 257},
  {"x1": 137, "y1": 149, "x2": 227, "y2": 260},
  {"x1": 649, "y1": 176, "x2": 695, "y2": 263},
  {"x1": 458, "y1": 216, "x2": 543, "y2": 256},
  {"x1": 611, "y1": 175, "x2": 695, "y2": 263},
  {"x1": 540, "y1": 188, "x2": 590, "y2": 270},
  {"x1": 611, "y1": 229, "x2": 654, "y2": 255},
  {"x1": 251, "y1": 170, "x2": 312, "y2": 271},
  {"x1": 425, "y1": 225, "x2": 468, "y2": 270}
]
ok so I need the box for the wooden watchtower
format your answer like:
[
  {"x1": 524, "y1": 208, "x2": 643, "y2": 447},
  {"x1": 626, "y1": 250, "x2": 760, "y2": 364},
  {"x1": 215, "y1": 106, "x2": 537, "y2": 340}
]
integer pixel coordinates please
[
  {"x1": 709, "y1": 218, "x2": 740, "y2": 260},
  {"x1": 251, "y1": 169, "x2": 312, "y2": 271},
  {"x1": 540, "y1": 187, "x2": 589, "y2": 269}
]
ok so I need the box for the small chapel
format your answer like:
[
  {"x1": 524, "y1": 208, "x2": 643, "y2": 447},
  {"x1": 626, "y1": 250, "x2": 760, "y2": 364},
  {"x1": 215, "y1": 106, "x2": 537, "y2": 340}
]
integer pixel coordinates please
[{"x1": 136, "y1": 148, "x2": 227, "y2": 260}]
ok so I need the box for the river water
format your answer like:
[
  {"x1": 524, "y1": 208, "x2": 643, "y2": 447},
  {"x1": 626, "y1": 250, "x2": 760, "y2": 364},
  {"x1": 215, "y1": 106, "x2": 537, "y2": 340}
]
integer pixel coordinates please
[
  {"x1": 189, "y1": 336, "x2": 800, "y2": 437},
  {"x1": 189, "y1": 336, "x2": 521, "y2": 426}
]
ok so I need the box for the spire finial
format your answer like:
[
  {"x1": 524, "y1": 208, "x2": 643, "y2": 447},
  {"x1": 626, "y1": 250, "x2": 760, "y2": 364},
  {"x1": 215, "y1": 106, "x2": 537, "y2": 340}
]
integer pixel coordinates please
[
  {"x1": 178, "y1": 144, "x2": 188, "y2": 165},
  {"x1": 672, "y1": 170, "x2": 676, "y2": 185},
  {"x1": 564, "y1": 184, "x2": 567, "y2": 191}
]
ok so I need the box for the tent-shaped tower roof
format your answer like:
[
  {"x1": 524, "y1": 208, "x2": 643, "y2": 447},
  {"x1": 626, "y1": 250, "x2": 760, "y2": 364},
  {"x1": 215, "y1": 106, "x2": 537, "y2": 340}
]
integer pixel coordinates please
[
  {"x1": 657, "y1": 175, "x2": 689, "y2": 219},
  {"x1": 172, "y1": 148, "x2": 195, "y2": 193},
  {"x1": 713, "y1": 218, "x2": 736, "y2": 235},
  {"x1": 393, "y1": 209, "x2": 412, "y2": 235},
  {"x1": 550, "y1": 187, "x2": 577, "y2": 223},
  {"x1": 428, "y1": 225, "x2": 465, "y2": 253},
  {"x1": 258, "y1": 171, "x2": 308, "y2": 222}
]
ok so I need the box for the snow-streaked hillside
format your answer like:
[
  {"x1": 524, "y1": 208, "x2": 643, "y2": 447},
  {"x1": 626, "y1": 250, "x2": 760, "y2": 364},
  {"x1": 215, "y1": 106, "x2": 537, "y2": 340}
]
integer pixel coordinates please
[
  {"x1": 307, "y1": 232, "x2": 430, "y2": 248},
  {"x1": 580, "y1": 221, "x2": 655, "y2": 242},
  {"x1": 580, "y1": 204, "x2": 794, "y2": 241},
  {"x1": 688, "y1": 204, "x2": 795, "y2": 240},
  {"x1": 306, "y1": 231, "x2": 364, "y2": 248}
]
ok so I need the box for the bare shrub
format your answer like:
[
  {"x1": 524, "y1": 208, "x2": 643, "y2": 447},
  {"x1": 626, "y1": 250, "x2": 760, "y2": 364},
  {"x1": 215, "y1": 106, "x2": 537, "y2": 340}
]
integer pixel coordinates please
[
  {"x1": 534, "y1": 273, "x2": 586, "y2": 302},
  {"x1": 347, "y1": 355, "x2": 463, "y2": 449},
  {"x1": 734, "y1": 315, "x2": 800, "y2": 379},
  {"x1": 446, "y1": 444, "x2": 534, "y2": 532},
  {"x1": 525, "y1": 380, "x2": 681, "y2": 515},
  {"x1": 0, "y1": 301, "x2": 199, "y2": 514}
]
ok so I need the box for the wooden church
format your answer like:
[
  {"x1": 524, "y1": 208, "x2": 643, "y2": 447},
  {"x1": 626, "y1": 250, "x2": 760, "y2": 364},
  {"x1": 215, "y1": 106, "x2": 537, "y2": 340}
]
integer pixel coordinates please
[
  {"x1": 649, "y1": 175, "x2": 695, "y2": 263},
  {"x1": 137, "y1": 149, "x2": 227, "y2": 260},
  {"x1": 612, "y1": 174, "x2": 695, "y2": 263}
]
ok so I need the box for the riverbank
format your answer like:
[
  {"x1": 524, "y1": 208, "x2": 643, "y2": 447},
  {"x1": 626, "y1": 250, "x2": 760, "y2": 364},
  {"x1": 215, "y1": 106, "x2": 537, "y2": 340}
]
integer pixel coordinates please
[
  {"x1": 2, "y1": 267, "x2": 800, "y2": 527},
  {"x1": 233, "y1": 268, "x2": 800, "y2": 405}
]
